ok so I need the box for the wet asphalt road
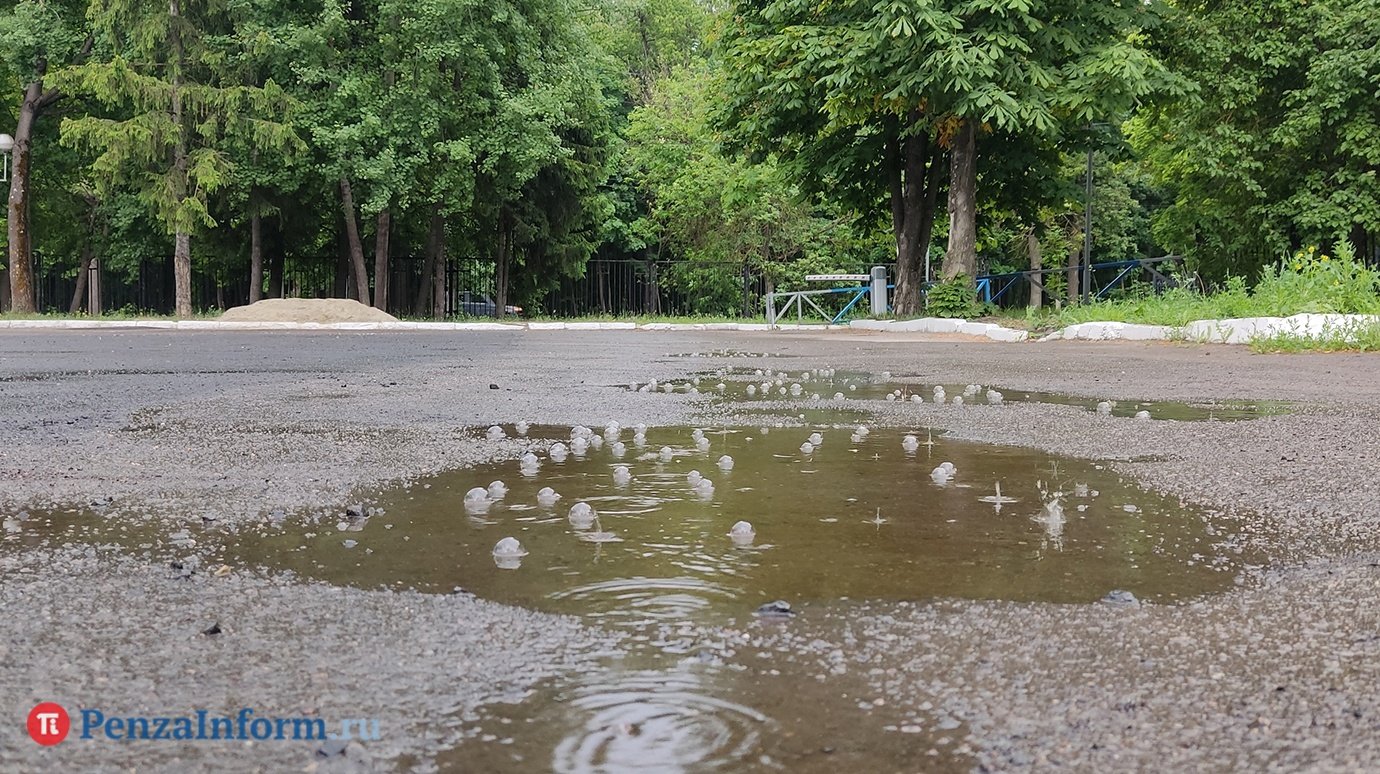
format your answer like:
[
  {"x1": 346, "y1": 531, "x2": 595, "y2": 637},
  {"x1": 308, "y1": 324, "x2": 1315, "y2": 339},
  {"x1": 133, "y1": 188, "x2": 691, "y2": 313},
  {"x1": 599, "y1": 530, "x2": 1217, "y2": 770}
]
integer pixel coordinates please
[{"x1": 1, "y1": 329, "x2": 1379, "y2": 771}]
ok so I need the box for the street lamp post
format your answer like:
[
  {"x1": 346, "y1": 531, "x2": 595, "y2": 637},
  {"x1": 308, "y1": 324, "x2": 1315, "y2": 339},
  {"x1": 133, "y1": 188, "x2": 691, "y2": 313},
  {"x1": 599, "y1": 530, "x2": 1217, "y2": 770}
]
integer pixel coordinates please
[
  {"x1": 0, "y1": 133, "x2": 13, "y2": 182},
  {"x1": 1082, "y1": 146, "x2": 1093, "y2": 304}
]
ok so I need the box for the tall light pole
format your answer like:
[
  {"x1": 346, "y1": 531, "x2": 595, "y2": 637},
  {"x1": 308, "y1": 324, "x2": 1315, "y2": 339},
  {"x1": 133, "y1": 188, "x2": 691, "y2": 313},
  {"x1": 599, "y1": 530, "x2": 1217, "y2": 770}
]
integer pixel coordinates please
[
  {"x1": 0, "y1": 133, "x2": 13, "y2": 182},
  {"x1": 1082, "y1": 145, "x2": 1093, "y2": 304}
]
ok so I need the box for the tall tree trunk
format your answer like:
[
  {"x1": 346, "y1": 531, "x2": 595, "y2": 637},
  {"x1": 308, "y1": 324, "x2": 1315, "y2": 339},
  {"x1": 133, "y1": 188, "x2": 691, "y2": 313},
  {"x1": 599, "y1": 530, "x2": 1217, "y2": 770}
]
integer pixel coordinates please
[
  {"x1": 1026, "y1": 230, "x2": 1043, "y2": 310},
  {"x1": 168, "y1": 0, "x2": 193, "y2": 318},
  {"x1": 69, "y1": 246, "x2": 93, "y2": 314},
  {"x1": 373, "y1": 209, "x2": 390, "y2": 311},
  {"x1": 890, "y1": 118, "x2": 943, "y2": 316},
  {"x1": 417, "y1": 207, "x2": 443, "y2": 316},
  {"x1": 268, "y1": 218, "x2": 284, "y2": 299},
  {"x1": 173, "y1": 232, "x2": 193, "y2": 317},
  {"x1": 338, "y1": 176, "x2": 372, "y2": 305},
  {"x1": 249, "y1": 208, "x2": 263, "y2": 303},
  {"x1": 1065, "y1": 241, "x2": 1080, "y2": 307},
  {"x1": 7, "y1": 76, "x2": 45, "y2": 314},
  {"x1": 942, "y1": 119, "x2": 978, "y2": 281}
]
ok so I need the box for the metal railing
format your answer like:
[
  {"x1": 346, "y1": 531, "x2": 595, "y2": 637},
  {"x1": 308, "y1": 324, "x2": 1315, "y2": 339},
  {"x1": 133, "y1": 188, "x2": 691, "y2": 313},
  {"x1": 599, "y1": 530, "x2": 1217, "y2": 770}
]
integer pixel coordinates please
[{"x1": 21, "y1": 251, "x2": 1185, "y2": 318}]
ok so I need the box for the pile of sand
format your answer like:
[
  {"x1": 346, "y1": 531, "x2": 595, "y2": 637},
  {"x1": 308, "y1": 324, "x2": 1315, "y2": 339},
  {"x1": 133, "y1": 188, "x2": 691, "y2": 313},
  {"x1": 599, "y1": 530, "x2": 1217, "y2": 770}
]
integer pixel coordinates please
[{"x1": 219, "y1": 298, "x2": 399, "y2": 324}]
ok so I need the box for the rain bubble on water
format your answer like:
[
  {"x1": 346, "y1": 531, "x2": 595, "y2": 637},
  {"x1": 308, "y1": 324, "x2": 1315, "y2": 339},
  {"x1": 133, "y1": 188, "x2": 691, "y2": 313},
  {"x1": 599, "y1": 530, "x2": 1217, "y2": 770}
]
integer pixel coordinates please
[
  {"x1": 464, "y1": 487, "x2": 492, "y2": 514},
  {"x1": 514, "y1": 421, "x2": 530, "y2": 436},
  {"x1": 492, "y1": 536, "x2": 528, "y2": 557},
  {"x1": 717, "y1": 455, "x2": 734, "y2": 471},
  {"x1": 487, "y1": 480, "x2": 508, "y2": 499},
  {"x1": 568, "y1": 502, "x2": 596, "y2": 529},
  {"x1": 486, "y1": 425, "x2": 506, "y2": 441},
  {"x1": 537, "y1": 487, "x2": 562, "y2": 506},
  {"x1": 660, "y1": 446, "x2": 674, "y2": 463},
  {"x1": 1096, "y1": 401, "x2": 1113, "y2": 415},
  {"x1": 729, "y1": 520, "x2": 756, "y2": 547},
  {"x1": 799, "y1": 442, "x2": 815, "y2": 455}
]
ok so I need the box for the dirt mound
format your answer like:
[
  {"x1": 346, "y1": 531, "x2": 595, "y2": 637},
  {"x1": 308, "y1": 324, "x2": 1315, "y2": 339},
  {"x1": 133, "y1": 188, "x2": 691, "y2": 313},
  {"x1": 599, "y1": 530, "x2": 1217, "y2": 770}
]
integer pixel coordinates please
[{"x1": 219, "y1": 298, "x2": 398, "y2": 323}]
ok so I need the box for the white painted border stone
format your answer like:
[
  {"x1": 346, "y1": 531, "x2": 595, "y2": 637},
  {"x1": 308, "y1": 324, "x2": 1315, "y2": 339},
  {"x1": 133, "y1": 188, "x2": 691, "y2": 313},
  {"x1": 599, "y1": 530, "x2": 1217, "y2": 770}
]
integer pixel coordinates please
[{"x1": 848, "y1": 317, "x2": 1028, "y2": 342}]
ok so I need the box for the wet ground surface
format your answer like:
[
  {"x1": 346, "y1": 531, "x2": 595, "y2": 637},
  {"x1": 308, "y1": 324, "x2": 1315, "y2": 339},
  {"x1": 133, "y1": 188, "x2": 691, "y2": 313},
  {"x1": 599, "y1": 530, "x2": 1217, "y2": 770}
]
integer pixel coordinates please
[{"x1": 3, "y1": 330, "x2": 1380, "y2": 771}]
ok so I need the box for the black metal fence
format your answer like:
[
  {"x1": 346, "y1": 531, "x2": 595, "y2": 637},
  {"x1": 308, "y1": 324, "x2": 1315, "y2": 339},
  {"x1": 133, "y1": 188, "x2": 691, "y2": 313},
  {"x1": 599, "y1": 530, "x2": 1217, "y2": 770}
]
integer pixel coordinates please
[
  {"x1": 27, "y1": 255, "x2": 790, "y2": 318},
  {"x1": 21, "y1": 252, "x2": 1200, "y2": 318}
]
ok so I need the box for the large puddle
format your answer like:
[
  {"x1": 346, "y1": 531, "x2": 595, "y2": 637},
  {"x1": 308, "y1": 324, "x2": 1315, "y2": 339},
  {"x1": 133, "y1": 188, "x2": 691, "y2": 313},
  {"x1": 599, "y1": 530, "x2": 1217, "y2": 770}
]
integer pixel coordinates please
[
  {"x1": 2, "y1": 418, "x2": 1254, "y2": 772},
  {"x1": 630, "y1": 368, "x2": 1291, "y2": 421},
  {"x1": 223, "y1": 424, "x2": 1242, "y2": 612}
]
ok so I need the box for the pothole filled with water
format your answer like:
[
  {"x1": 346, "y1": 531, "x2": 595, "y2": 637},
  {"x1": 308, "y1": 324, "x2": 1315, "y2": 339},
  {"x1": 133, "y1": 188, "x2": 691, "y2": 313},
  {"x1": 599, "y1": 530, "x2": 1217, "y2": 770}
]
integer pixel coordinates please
[
  {"x1": 223, "y1": 424, "x2": 1246, "y2": 614},
  {"x1": 626, "y1": 369, "x2": 1292, "y2": 421}
]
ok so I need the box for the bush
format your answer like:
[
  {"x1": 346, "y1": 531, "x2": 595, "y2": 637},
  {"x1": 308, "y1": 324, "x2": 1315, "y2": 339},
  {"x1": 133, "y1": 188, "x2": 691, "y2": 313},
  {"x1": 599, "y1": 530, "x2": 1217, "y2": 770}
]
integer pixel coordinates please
[{"x1": 925, "y1": 276, "x2": 983, "y2": 318}]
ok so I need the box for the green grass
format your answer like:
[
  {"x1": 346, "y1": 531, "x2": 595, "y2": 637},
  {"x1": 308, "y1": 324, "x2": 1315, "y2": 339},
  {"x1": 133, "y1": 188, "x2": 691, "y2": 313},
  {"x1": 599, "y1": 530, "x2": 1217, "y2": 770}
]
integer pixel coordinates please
[
  {"x1": 995, "y1": 243, "x2": 1380, "y2": 344},
  {"x1": 1249, "y1": 318, "x2": 1380, "y2": 353}
]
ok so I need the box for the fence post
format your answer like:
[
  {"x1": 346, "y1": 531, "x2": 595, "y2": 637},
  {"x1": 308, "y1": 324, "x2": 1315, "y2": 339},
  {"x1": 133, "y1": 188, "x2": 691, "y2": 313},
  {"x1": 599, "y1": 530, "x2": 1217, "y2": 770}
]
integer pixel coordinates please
[
  {"x1": 89, "y1": 258, "x2": 102, "y2": 315},
  {"x1": 870, "y1": 265, "x2": 888, "y2": 316}
]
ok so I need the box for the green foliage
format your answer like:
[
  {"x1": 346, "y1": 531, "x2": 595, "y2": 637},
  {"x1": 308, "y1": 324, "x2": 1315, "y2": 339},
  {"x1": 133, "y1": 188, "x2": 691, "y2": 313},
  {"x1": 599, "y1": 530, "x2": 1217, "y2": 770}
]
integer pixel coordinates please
[
  {"x1": 0, "y1": 0, "x2": 86, "y2": 82},
  {"x1": 716, "y1": 0, "x2": 1177, "y2": 217},
  {"x1": 1036, "y1": 240, "x2": 1380, "y2": 327},
  {"x1": 6, "y1": 0, "x2": 1377, "y2": 322},
  {"x1": 1133, "y1": 0, "x2": 1380, "y2": 274},
  {"x1": 54, "y1": 0, "x2": 299, "y2": 237},
  {"x1": 925, "y1": 275, "x2": 982, "y2": 318},
  {"x1": 624, "y1": 62, "x2": 876, "y2": 315}
]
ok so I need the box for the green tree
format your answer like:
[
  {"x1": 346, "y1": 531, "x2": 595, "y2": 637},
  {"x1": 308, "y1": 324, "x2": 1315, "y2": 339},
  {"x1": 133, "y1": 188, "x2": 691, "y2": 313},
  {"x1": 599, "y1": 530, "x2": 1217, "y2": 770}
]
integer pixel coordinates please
[
  {"x1": 1133, "y1": 0, "x2": 1380, "y2": 278},
  {"x1": 717, "y1": 0, "x2": 1174, "y2": 313},
  {"x1": 55, "y1": 0, "x2": 297, "y2": 317},
  {"x1": 0, "y1": 0, "x2": 88, "y2": 313},
  {"x1": 626, "y1": 63, "x2": 862, "y2": 314}
]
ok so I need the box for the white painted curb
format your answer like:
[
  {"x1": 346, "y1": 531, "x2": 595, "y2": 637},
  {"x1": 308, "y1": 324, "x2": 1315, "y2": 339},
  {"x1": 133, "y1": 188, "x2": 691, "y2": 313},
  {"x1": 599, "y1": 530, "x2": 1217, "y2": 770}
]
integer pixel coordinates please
[
  {"x1": 1040, "y1": 313, "x2": 1380, "y2": 344},
  {"x1": 847, "y1": 317, "x2": 1029, "y2": 342}
]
